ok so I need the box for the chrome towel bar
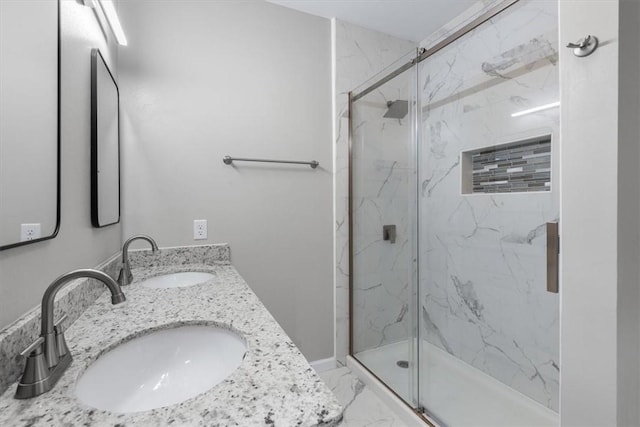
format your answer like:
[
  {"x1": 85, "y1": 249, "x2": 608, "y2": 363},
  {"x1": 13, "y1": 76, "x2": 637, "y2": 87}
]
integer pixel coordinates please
[{"x1": 223, "y1": 156, "x2": 319, "y2": 169}]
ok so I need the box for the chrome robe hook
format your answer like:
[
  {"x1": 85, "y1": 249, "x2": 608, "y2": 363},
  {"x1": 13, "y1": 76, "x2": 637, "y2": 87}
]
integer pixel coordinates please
[{"x1": 566, "y1": 35, "x2": 598, "y2": 57}]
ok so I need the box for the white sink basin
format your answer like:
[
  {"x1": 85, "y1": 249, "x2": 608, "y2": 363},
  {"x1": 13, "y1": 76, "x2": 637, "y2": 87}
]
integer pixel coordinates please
[
  {"x1": 75, "y1": 325, "x2": 246, "y2": 413},
  {"x1": 140, "y1": 272, "x2": 215, "y2": 289}
]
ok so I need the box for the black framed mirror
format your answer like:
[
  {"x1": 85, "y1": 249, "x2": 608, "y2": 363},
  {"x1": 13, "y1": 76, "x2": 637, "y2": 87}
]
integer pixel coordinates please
[
  {"x1": 91, "y1": 49, "x2": 121, "y2": 228},
  {"x1": 0, "y1": 0, "x2": 60, "y2": 250}
]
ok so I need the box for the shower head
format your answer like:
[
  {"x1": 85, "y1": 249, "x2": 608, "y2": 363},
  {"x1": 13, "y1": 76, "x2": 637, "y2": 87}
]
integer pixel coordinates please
[{"x1": 383, "y1": 100, "x2": 408, "y2": 119}]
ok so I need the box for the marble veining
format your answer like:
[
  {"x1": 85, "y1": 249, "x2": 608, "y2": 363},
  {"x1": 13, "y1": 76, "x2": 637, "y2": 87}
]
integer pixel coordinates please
[
  {"x1": 319, "y1": 367, "x2": 408, "y2": 427},
  {"x1": 333, "y1": 20, "x2": 416, "y2": 365},
  {"x1": 419, "y1": 0, "x2": 502, "y2": 50},
  {"x1": 0, "y1": 245, "x2": 342, "y2": 426},
  {"x1": 350, "y1": 72, "x2": 413, "y2": 355},
  {"x1": 418, "y1": 0, "x2": 560, "y2": 410},
  {"x1": 342, "y1": 0, "x2": 560, "y2": 413}
]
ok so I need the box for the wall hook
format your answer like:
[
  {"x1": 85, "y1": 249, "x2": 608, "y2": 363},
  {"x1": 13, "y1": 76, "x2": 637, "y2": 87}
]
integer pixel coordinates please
[{"x1": 566, "y1": 35, "x2": 598, "y2": 57}]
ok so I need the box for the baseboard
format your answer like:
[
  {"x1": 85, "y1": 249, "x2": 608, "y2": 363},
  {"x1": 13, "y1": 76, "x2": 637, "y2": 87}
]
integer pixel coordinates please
[{"x1": 310, "y1": 356, "x2": 337, "y2": 373}]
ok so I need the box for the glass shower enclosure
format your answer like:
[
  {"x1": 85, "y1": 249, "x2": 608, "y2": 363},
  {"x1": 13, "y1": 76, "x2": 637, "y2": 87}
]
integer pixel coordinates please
[{"x1": 349, "y1": 1, "x2": 560, "y2": 425}]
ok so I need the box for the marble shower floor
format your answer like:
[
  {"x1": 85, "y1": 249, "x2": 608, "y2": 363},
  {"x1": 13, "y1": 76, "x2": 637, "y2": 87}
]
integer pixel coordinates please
[
  {"x1": 320, "y1": 366, "x2": 409, "y2": 427},
  {"x1": 354, "y1": 341, "x2": 558, "y2": 427}
]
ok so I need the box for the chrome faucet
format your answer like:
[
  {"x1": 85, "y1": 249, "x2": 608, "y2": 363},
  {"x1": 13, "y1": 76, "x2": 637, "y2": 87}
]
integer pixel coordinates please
[
  {"x1": 117, "y1": 235, "x2": 159, "y2": 286},
  {"x1": 15, "y1": 269, "x2": 126, "y2": 399}
]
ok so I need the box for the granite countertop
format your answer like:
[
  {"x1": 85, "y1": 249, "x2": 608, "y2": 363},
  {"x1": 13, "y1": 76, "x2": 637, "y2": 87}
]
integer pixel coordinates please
[{"x1": 0, "y1": 257, "x2": 342, "y2": 426}]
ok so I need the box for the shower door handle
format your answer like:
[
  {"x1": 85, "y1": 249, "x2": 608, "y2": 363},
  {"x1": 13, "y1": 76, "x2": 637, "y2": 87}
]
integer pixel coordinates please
[{"x1": 546, "y1": 222, "x2": 559, "y2": 293}]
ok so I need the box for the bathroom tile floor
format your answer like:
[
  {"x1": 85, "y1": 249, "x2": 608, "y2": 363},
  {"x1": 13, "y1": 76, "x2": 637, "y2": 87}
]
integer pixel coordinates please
[{"x1": 319, "y1": 366, "x2": 408, "y2": 427}]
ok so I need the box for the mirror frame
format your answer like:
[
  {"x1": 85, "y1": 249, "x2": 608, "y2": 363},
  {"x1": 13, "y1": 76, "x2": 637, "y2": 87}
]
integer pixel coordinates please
[
  {"x1": 90, "y1": 48, "x2": 121, "y2": 228},
  {"x1": 0, "y1": 0, "x2": 61, "y2": 251}
]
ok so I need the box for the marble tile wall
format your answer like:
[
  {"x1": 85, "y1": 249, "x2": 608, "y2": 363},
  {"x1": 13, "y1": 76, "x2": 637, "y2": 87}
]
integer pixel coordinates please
[
  {"x1": 418, "y1": 0, "x2": 560, "y2": 411},
  {"x1": 351, "y1": 83, "x2": 413, "y2": 354},
  {"x1": 333, "y1": 20, "x2": 415, "y2": 364},
  {"x1": 334, "y1": 0, "x2": 560, "y2": 412},
  {"x1": 419, "y1": 0, "x2": 502, "y2": 50}
]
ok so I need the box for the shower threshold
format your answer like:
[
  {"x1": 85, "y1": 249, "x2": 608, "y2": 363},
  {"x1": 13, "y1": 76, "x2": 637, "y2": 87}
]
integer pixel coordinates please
[{"x1": 354, "y1": 341, "x2": 558, "y2": 427}]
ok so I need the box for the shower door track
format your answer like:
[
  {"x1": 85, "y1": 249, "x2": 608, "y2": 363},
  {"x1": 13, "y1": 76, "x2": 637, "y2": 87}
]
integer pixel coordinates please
[
  {"x1": 347, "y1": 0, "x2": 524, "y2": 425},
  {"x1": 350, "y1": 0, "x2": 520, "y2": 102}
]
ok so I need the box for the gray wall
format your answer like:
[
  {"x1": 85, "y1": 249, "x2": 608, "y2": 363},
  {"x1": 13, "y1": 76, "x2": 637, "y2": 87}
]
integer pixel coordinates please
[
  {"x1": 0, "y1": 1, "x2": 122, "y2": 329},
  {"x1": 617, "y1": 0, "x2": 640, "y2": 425},
  {"x1": 118, "y1": 1, "x2": 334, "y2": 361},
  {"x1": 0, "y1": 0, "x2": 57, "y2": 244}
]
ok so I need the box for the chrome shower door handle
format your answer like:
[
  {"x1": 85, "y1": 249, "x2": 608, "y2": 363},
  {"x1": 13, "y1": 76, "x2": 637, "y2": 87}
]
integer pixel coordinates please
[{"x1": 546, "y1": 222, "x2": 559, "y2": 293}]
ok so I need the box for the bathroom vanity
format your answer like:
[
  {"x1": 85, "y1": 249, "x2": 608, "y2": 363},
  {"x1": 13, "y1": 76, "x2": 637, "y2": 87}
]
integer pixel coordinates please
[{"x1": 0, "y1": 245, "x2": 342, "y2": 426}]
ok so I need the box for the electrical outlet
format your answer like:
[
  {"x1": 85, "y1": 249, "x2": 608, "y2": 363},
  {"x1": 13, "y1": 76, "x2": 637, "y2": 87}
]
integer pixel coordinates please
[
  {"x1": 20, "y1": 223, "x2": 41, "y2": 241},
  {"x1": 193, "y1": 219, "x2": 207, "y2": 240}
]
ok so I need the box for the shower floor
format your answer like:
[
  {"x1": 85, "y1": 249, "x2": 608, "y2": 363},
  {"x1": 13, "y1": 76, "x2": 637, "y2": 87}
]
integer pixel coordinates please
[{"x1": 354, "y1": 340, "x2": 558, "y2": 426}]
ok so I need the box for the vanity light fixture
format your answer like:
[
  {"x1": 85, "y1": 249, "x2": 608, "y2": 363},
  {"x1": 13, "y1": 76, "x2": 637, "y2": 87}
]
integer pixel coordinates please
[
  {"x1": 97, "y1": 0, "x2": 128, "y2": 46},
  {"x1": 511, "y1": 101, "x2": 560, "y2": 117}
]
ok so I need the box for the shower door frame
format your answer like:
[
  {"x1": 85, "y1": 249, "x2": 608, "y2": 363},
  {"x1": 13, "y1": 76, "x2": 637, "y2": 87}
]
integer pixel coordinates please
[{"x1": 347, "y1": 0, "x2": 525, "y2": 424}]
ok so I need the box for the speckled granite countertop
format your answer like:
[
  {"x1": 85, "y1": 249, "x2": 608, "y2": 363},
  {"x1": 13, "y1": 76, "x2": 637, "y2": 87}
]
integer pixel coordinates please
[{"x1": 0, "y1": 247, "x2": 342, "y2": 426}]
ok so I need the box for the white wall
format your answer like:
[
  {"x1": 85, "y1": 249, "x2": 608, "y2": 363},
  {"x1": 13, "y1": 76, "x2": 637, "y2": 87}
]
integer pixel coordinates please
[
  {"x1": 559, "y1": 1, "x2": 620, "y2": 425},
  {"x1": 118, "y1": 0, "x2": 333, "y2": 361},
  {"x1": 0, "y1": 0, "x2": 122, "y2": 329}
]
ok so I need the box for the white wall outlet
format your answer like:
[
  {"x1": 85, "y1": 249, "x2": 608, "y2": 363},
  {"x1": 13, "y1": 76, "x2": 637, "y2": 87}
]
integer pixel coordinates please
[
  {"x1": 20, "y1": 223, "x2": 41, "y2": 241},
  {"x1": 193, "y1": 219, "x2": 207, "y2": 240}
]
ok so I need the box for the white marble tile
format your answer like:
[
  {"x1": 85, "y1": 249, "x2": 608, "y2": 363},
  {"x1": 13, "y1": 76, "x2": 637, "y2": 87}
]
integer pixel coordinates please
[
  {"x1": 419, "y1": 0, "x2": 503, "y2": 50},
  {"x1": 333, "y1": 19, "x2": 416, "y2": 364},
  {"x1": 348, "y1": 66, "x2": 415, "y2": 354},
  {"x1": 320, "y1": 367, "x2": 408, "y2": 427},
  {"x1": 335, "y1": 0, "x2": 561, "y2": 414},
  {"x1": 418, "y1": 0, "x2": 560, "y2": 411}
]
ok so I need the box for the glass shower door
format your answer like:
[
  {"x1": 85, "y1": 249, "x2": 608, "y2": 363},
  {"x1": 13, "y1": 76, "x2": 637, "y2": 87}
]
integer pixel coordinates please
[
  {"x1": 417, "y1": 1, "x2": 560, "y2": 425},
  {"x1": 350, "y1": 64, "x2": 417, "y2": 404}
]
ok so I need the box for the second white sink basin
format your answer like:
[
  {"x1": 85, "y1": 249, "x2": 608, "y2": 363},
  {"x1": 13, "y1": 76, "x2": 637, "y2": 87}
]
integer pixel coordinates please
[
  {"x1": 75, "y1": 325, "x2": 246, "y2": 413},
  {"x1": 140, "y1": 272, "x2": 215, "y2": 289}
]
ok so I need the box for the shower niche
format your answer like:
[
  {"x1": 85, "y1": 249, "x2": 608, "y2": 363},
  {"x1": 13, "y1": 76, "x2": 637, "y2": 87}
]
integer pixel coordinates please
[{"x1": 461, "y1": 135, "x2": 552, "y2": 194}]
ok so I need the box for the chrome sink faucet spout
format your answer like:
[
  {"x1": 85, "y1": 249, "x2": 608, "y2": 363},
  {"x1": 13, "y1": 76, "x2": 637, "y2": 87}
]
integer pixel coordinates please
[
  {"x1": 118, "y1": 235, "x2": 159, "y2": 286},
  {"x1": 15, "y1": 269, "x2": 126, "y2": 399}
]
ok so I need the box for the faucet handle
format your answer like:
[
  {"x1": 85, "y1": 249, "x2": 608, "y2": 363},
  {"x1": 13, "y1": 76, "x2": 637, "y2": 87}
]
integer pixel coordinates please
[
  {"x1": 54, "y1": 313, "x2": 68, "y2": 333},
  {"x1": 20, "y1": 337, "x2": 45, "y2": 357}
]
